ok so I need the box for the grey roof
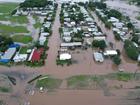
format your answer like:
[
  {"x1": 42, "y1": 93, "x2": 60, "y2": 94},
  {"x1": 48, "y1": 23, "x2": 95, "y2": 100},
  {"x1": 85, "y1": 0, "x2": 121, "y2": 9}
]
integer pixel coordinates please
[
  {"x1": 93, "y1": 52, "x2": 104, "y2": 62},
  {"x1": 1, "y1": 48, "x2": 16, "y2": 60}
]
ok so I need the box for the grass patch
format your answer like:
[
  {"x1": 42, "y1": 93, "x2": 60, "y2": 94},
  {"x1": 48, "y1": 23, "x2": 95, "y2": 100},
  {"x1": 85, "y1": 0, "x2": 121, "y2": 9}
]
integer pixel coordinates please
[
  {"x1": 0, "y1": 87, "x2": 11, "y2": 93},
  {"x1": 0, "y1": 3, "x2": 18, "y2": 13},
  {"x1": 0, "y1": 15, "x2": 28, "y2": 24},
  {"x1": 56, "y1": 59, "x2": 72, "y2": 66},
  {"x1": 0, "y1": 24, "x2": 29, "y2": 33},
  {"x1": 12, "y1": 35, "x2": 32, "y2": 44},
  {"x1": 36, "y1": 75, "x2": 62, "y2": 90},
  {"x1": 136, "y1": 16, "x2": 140, "y2": 20},
  {"x1": 67, "y1": 75, "x2": 103, "y2": 89},
  {"x1": 33, "y1": 15, "x2": 42, "y2": 29},
  {"x1": 116, "y1": 72, "x2": 133, "y2": 81},
  {"x1": 19, "y1": 46, "x2": 28, "y2": 54},
  {"x1": 33, "y1": 22, "x2": 42, "y2": 29}
]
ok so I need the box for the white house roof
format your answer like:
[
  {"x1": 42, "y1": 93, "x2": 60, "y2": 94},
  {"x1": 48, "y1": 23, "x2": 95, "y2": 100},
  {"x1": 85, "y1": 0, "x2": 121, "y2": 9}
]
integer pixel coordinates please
[
  {"x1": 61, "y1": 42, "x2": 82, "y2": 47},
  {"x1": 59, "y1": 53, "x2": 72, "y2": 60},
  {"x1": 104, "y1": 50, "x2": 118, "y2": 56},
  {"x1": 13, "y1": 54, "x2": 28, "y2": 62}
]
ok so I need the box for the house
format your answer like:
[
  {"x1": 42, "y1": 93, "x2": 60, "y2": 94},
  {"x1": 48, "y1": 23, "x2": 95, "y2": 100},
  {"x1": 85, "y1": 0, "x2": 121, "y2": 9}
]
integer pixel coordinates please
[
  {"x1": 0, "y1": 47, "x2": 16, "y2": 63},
  {"x1": 113, "y1": 22, "x2": 124, "y2": 29},
  {"x1": 39, "y1": 35, "x2": 46, "y2": 45},
  {"x1": 71, "y1": 21, "x2": 76, "y2": 26},
  {"x1": 61, "y1": 42, "x2": 82, "y2": 47},
  {"x1": 63, "y1": 36, "x2": 72, "y2": 42},
  {"x1": 94, "y1": 36, "x2": 106, "y2": 41},
  {"x1": 93, "y1": 52, "x2": 104, "y2": 62},
  {"x1": 108, "y1": 17, "x2": 119, "y2": 23},
  {"x1": 13, "y1": 53, "x2": 28, "y2": 62},
  {"x1": 104, "y1": 50, "x2": 118, "y2": 56},
  {"x1": 138, "y1": 54, "x2": 140, "y2": 62},
  {"x1": 40, "y1": 32, "x2": 50, "y2": 37},
  {"x1": 59, "y1": 53, "x2": 71, "y2": 60},
  {"x1": 63, "y1": 32, "x2": 71, "y2": 37},
  {"x1": 31, "y1": 48, "x2": 44, "y2": 62}
]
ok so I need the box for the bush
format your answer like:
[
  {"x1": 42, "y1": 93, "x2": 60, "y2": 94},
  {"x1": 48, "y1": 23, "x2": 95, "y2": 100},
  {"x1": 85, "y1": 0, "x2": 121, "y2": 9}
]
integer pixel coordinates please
[
  {"x1": 92, "y1": 40, "x2": 106, "y2": 49},
  {"x1": 124, "y1": 40, "x2": 139, "y2": 60},
  {"x1": 113, "y1": 55, "x2": 121, "y2": 65}
]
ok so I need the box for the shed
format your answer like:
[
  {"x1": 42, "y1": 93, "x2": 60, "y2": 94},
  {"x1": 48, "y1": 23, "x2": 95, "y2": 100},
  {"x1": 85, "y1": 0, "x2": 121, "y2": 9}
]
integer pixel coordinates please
[
  {"x1": 59, "y1": 53, "x2": 71, "y2": 60},
  {"x1": 104, "y1": 50, "x2": 118, "y2": 56}
]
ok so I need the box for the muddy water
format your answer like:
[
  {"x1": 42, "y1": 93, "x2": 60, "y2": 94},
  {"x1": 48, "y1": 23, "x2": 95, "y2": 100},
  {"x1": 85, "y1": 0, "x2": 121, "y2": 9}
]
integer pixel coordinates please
[
  {"x1": 0, "y1": 1, "x2": 140, "y2": 105},
  {"x1": 105, "y1": 0, "x2": 140, "y2": 28},
  {"x1": 28, "y1": 90, "x2": 121, "y2": 105}
]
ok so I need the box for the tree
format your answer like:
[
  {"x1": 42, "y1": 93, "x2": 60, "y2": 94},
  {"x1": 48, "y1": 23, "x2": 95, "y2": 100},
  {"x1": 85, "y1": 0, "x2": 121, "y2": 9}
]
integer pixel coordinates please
[
  {"x1": 124, "y1": 40, "x2": 139, "y2": 60},
  {"x1": 108, "y1": 9, "x2": 122, "y2": 20},
  {"x1": 127, "y1": 22, "x2": 134, "y2": 30},
  {"x1": 92, "y1": 40, "x2": 106, "y2": 49},
  {"x1": 113, "y1": 55, "x2": 121, "y2": 65}
]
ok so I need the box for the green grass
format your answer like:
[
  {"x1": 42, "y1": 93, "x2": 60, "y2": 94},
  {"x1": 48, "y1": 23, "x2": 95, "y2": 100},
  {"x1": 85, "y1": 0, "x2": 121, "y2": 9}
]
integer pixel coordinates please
[
  {"x1": 36, "y1": 75, "x2": 62, "y2": 90},
  {"x1": 12, "y1": 35, "x2": 32, "y2": 44},
  {"x1": 33, "y1": 15, "x2": 42, "y2": 29},
  {"x1": 0, "y1": 15, "x2": 28, "y2": 24},
  {"x1": 67, "y1": 75, "x2": 103, "y2": 89},
  {"x1": 0, "y1": 3, "x2": 18, "y2": 13},
  {"x1": 136, "y1": 16, "x2": 140, "y2": 20},
  {"x1": 0, "y1": 87, "x2": 11, "y2": 93},
  {"x1": 19, "y1": 46, "x2": 28, "y2": 54},
  {"x1": 56, "y1": 59, "x2": 72, "y2": 66},
  {"x1": 33, "y1": 22, "x2": 42, "y2": 29},
  {"x1": 0, "y1": 24, "x2": 29, "y2": 33}
]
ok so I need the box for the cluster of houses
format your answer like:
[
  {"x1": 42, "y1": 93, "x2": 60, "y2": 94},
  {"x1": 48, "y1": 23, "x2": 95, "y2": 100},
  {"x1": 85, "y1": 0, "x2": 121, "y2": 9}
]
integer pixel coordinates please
[
  {"x1": 58, "y1": 3, "x2": 118, "y2": 63},
  {"x1": 15, "y1": 0, "x2": 56, "y2": 16},
  {"x1": 0, "y1": 1, "x2": 57, "y2": 65},
  {"x1": 96, "y1": 8, "x2": 129, "y2": 41},
  {"x1": 95, "y1": 7, "x2": 140, "y2": 62},
  {"x1": 0, "y1": 44, "x2": 45, "y2": 64}
]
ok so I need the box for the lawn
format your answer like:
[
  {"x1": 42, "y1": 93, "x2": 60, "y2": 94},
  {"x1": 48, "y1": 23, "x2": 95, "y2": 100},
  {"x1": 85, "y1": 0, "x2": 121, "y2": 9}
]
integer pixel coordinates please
[
  {"x1": 0, "y1": 24, "x2": 29, "y2": 33},
  {"x1": 0, "y1": 87, "x2": 11, "y2": 93},
  {"x1": 0, "y1": 15, "x2": 28, "y2": 24},
  {"x1": 0, "y1": 3, "x2": 18, "y2": 13},
  {"x1": 12, "y1": 35, "x2": 32, "y2": 44},
  {"x1": 33, "y1": 15, "x2": 42, "y2": 29},
  {"x1": 33, "y1": 22, "x2": 42, "y2": 29},
  {"x1": 136, "y1": 16, "x2": 140, "y2": 20},
  {"x1": 67, "y1": 75, "x2": 103, "y2": 89},
  {"x1": 36, "y1": 75, "x2": 62, "y2": 90},
  {"x1": 19, "y1": 46, "x2": 28, "y2": 54}
]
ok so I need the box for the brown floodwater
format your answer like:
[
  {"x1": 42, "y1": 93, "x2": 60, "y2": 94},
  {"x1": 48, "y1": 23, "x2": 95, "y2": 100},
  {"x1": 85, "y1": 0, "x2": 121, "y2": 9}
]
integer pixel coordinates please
[{"x1": 0, "y1": 1, "x2": 140, "y2": 105}]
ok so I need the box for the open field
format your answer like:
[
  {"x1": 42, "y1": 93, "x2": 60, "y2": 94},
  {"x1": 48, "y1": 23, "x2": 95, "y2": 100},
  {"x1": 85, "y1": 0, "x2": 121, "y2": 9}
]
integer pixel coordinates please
[
  {"x1": 0, "y1": 3, "x2": 18, "y2": 13},
  {"x1": 12, "y1": 35, "x2": 32, "y2": 44},
  {"x1": 0, "y1": 24, "x2": 29, "y2": 33}
]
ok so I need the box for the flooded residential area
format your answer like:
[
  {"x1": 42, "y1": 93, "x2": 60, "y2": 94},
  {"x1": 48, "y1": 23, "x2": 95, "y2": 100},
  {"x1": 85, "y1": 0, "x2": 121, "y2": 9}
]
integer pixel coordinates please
[{"x1": 0, "y1": 0, "x2": 140, "y2": 105}]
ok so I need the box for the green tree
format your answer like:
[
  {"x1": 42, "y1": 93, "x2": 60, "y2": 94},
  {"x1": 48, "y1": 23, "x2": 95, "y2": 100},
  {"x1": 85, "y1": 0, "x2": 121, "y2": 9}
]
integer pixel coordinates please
[
  {"x1": 92, "y1": 40, "x2": 106, "y2": 49},
  {"x1": 113, "y1": 55, "x2": 121, "y2": 65},
  {"x1": 124, "y1": 40, "x2": 139, "y2": 60}
]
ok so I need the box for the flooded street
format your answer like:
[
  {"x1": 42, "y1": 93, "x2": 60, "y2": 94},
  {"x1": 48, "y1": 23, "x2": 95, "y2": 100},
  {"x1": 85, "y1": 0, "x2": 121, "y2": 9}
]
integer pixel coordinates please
[
  {"x1": 27, "y1": 16, "x2": 40, "y2": 41},
  {"x1": 0, "y1": 1, "x2": 140, "y2": 105}
]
